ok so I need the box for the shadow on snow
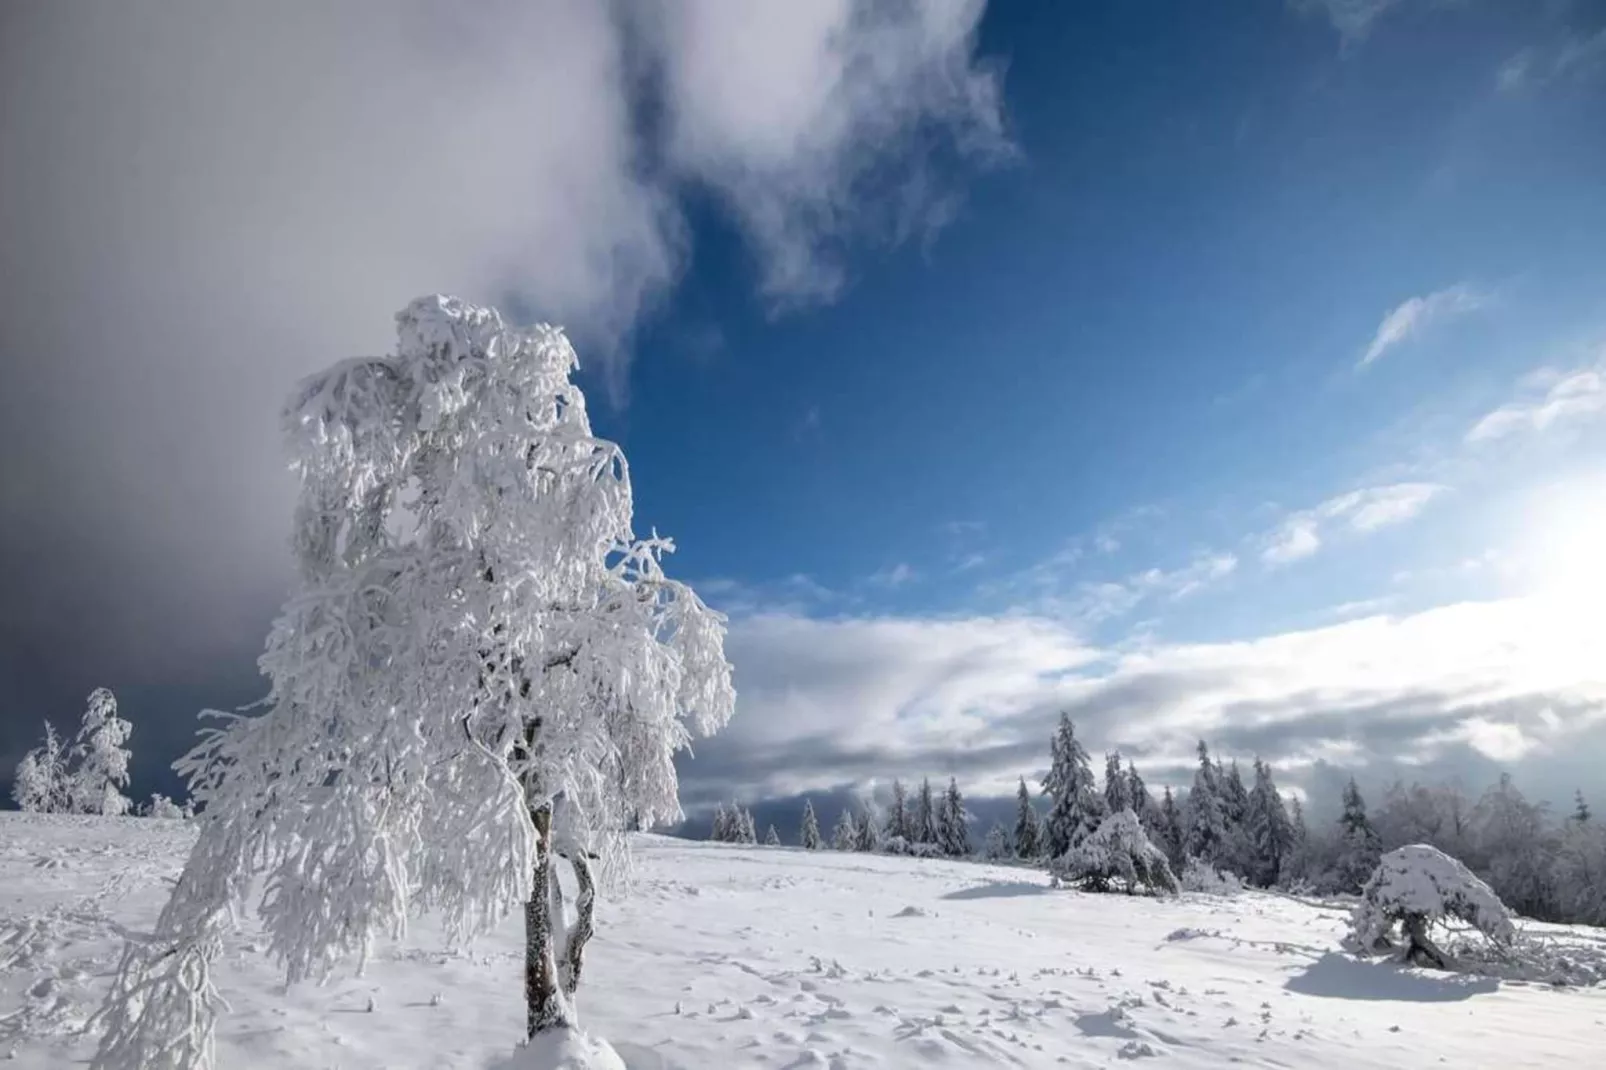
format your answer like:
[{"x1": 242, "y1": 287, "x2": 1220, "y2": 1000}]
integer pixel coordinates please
[
  {"x1": 941, "y1": 880, "x2": 1054, "y2": 901},
  {"x1": 1284, "y1": 952, "x2": 1500, "y2": 1002}
]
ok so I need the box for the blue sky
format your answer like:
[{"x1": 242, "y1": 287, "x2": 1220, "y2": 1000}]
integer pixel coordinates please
[{"x1": 3, "y1": 0, "x2": 1605, "y2": 816}]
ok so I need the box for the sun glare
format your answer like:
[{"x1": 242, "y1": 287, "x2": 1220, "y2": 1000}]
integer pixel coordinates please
[{"x1": 1525, "y1": 479, "x2": 1606, "y2": 614}]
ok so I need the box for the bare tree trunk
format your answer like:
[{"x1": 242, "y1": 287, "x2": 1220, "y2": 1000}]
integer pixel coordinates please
[
  {"x1": 1401, "y1": 913, "x2": 1450, "y2": 970},
  {"x1": 525, "y1": 803, "x2": 574, "y2": 1038},
  {"x1": 558, "y1": 845, "x2": 596, "y2": 995}
]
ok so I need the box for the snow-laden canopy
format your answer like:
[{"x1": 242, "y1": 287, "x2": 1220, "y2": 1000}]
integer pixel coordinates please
[
  {"x1": 91, "y1": 296, "x2": 735, "y2": 1069},
  {"x1": 1057, "y1": 808, "x2": 1178, "y2": 896},
  {"x1": 1350, "y1": 844, "x2": 1515, "y2": 966}
]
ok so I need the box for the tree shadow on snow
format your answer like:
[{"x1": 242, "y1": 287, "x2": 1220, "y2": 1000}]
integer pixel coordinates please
[
  {"x1": 1284, "y1": 952, "x2": 1499, "y2": 1002},
  {"x1": 941, "y1": 880, "x2": 1053, "y2": 901}
]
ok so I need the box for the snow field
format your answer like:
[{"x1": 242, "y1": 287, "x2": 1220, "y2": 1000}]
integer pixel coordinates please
[{"x1": 3, "y1": 814, "x2": 1604, "y2": 1069}]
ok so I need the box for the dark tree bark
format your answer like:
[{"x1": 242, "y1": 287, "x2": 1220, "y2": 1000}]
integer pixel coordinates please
[
  {"x1": 1400, "y1": 913, "x2": 1451, "y2": 970},
  {"x1": 525, "y1": 803, "x2": 573, "y2": 1037}
]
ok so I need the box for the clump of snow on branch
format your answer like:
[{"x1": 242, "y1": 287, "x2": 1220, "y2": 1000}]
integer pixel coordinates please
[
  {"x1": 89, "y1": 296, "x2": 735, "y2": 1070},
  {"x1": 1054, "y1": 809, "x2": 1178, "y2": 896}
]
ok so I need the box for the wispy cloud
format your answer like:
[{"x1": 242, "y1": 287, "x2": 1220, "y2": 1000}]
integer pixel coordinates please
[
  {"x1": 1497, "y1": 28, "x2": 1606, "y2": 94},
  {"x1": 1262, "y1": 482, "x2": 1446, "y2": 566},
  {"x1": 1010, "y1": 550, "x2": 1238, "y2": 626},
  {"x1": 1359, "y1": 285, "x2": 1485, "y2": 367},
  {"x1": 1292, "y1": 0, "x2": 1406, "y2": 41},
  {"x1": 1466, "y1": 357, "x2": 1606, "y2": 443},
  {"x1": 869, "y1": 562, "x2": 919, "y2": 588}
]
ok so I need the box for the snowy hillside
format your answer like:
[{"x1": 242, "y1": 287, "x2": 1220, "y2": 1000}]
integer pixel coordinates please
[{"x1": 4, "y1": 815, "x2": 1604, "y2": 1069}]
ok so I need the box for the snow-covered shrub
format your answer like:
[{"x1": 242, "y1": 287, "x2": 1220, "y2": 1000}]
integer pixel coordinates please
[
  {"x1": 881, "y1": 835, "x2": 945, "y2": 859},
  {"x1": 1180, "y1": 855, "x2": 1244, "y2": 896},
  {"x1": 145, "y1": 794, "x2": 186, "y2": 819},
  {"x1": 1055, "y1": 809, "x2": 1177, "y2": 895},
  {"x1": 1348, "y1": 844, "x2": 1515, "y2": 969}
]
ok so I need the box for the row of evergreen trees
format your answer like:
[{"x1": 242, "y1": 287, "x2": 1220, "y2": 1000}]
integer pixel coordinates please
[{"x1": 703, "y1": 712, "x2": 1606, "y2": 923}]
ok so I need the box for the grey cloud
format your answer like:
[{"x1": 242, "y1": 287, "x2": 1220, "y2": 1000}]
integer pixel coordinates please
[{"x1": 0, "y1": 1, "x2": 1004, "y2": 786}]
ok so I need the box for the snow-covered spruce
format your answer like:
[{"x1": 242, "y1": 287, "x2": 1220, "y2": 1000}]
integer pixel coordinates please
[
  {"x1": 70, "y1": 688, "x2": 134, "y2": 816},
  {"x1": 1348, "y1": 844, "x2": 1515, "y2": 970},
  {"x1": 799, "y1": 798, "x2": 823, "y2": 850},
  {"x1": 1043, "y1": 714, "x2": 1102, "y2": 858},
  {"x1": 1054, "y1": 809, "x2": 1178, "y2": 895},
  {"x1": 88, "y1": 297, "x2": 735, "y2": 1070},
  {"x1": 832, "y1": 808, "x2": 858, "y2": 851}
]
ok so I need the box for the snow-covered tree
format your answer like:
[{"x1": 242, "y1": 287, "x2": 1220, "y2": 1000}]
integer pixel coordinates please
[
  {"x1": 1055, "y1": 809, "x2": 1178, "y2": 896},
  {"x1": 1336, "y1": 778, "x2": 1383, "y2": 893},
  {"x1": 1572, "y1": 789, "x2": 1591, "y2": 825},
  {"x1": 70, "y1": 688, "x2": 133, "y2": 816},
  {"x1": 711, "y1": 803, "x2": 732, "y2": 842},
  {"x1": 89, "y1": 297, "x2": 736, "y2": 1068},
  {"x1": 1282, "y1": 794, "x2": 1310, "y2": 883},
  {"x1": 1043, "y1": 714, "x2": 1101, "y2": 859},
  {"x1": 800, "y1": 799, "x2": 823, "y2": 850},
  {"x1": 145, "y1": 794, "x2": 187, "y2": 820},
  {"x1": 1349, "y1": 844, "x2": 1515, "y2": 969},
  {"x1": 11, "y1": 721, "x2": 70, "y2": 813},
  {"x1": 1103, "y1": 751, "x2": 1131, "y2": 815},
  {"x1": 1126, "y1": 761, "x2": 1159, "y2": 834},
  {"x1": 1013, "y1": 777, "x2": 1041, "y2": 860},
  {"x1": 984, "y1": 822, "x2": 1012, "y2": 860},
  {"x1": 884, "y1": 779, "x2": 909, "y2": 842},
  {"x1": 1243, "y1": 758, "x2": 1294, "y2": 888},
  {"x1": 738, "y1": 806, "x2": 758, "y2": 845},
  {"x1": 937, "y1": 777, "x2": 970, "y2": 857},
  {"x1": 854, "y1": 808, "x2": 881, "y2": 853},
  {"x1": 764, "y1": 824, "x2": 781, "y2": 847},
  {"x1": 832, "y1": 808, "x2": 858, "y2": 851},
  {"x1": 1472, "y1": 773, "x2": 1556, "y2": 920},
  {"x1": 1183, "y1": 741, "x2": 1226, "y2": 867},
  {"x1": 1552, "y1": 815, "x2": 1606, "y2": 926},
  {"x1": 913, "y1": 778, "x2": 937, "y2": 845},
  {"x1": 1158, "y1": 785, "x2": 1184, "y2": 867}
]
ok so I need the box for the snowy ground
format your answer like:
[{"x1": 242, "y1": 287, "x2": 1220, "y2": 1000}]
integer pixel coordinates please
[{"x1": 4, "y1": 814, "x2": 1605, "y2": 1068}]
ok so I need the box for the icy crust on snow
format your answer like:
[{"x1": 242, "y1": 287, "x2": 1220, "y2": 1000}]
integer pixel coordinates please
[{"x1": 1350, "y1": 843, "x2": 1515, "y2": 950}]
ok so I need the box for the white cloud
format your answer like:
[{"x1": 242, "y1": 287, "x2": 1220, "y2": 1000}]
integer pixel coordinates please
[
  {"x1": 682, "y1": 594, "x2": 1606, "y2": 804},
  {"x1": 1263, "y1": 517, "x2": 1322, "y2": 566},
  {"x1": 1262, "y1": 483, "x2": 1445, "y2": 566},
  {"x1": 1466, "y1": 358, "x2": 1606, "y2": 443},
  {"x1": 645, "y1": 0, "x2": 1009, "y2": 306},
  {"x1": 1359, "y1": 285, "x2": 1485, "y2": 367}
]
